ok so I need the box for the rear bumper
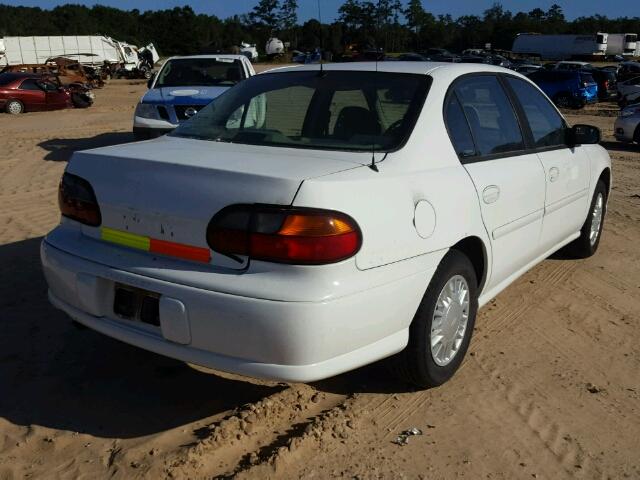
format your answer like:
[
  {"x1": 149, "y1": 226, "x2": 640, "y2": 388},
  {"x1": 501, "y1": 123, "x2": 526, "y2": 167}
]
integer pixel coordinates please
[
  {"x1": 41, "y1": 239, "x2": 431, "y2": 382},
  {"x1": 614, "y1": 116, "x2": 638, "y2": 142}
]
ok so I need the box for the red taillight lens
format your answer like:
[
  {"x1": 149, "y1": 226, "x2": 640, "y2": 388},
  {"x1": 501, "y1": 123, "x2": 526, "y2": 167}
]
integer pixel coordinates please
[
  {"x1": 207, "y1": 205, "x2": 362, "y2": 265},
  {"x1": 58, "y1": 172, "x2": 101, "y2": 226}
]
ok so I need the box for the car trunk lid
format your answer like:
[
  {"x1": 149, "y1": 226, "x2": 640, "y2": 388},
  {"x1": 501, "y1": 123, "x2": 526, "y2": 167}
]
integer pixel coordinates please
[{"x1": 67, "y1": 135, "x2": 366, "y2": 270}]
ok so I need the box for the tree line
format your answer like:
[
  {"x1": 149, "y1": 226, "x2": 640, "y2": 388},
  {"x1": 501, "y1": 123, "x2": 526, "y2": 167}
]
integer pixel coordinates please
[{"x1": 1, "y1": 1, "x2": 640, "y2": 57}]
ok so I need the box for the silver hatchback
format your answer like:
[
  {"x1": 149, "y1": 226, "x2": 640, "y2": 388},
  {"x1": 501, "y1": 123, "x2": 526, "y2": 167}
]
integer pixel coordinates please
[{"x1": 614, "y1": 105, "x2": 640, "y2": 144}]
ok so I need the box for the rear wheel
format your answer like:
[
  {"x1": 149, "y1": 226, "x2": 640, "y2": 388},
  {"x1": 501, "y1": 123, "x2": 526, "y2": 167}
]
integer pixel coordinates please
[
  {"x1": 563, "y1": 180, "x2": 607, "y2": 258},
  {"x1": 5, "y1": 99, "x2": 24, "y2": 114},
  {"x1": 634, "y1": 125, "x2": 640, "y2": 145},
  {"x1": 389, "y1": 250, "x2": 478, "y2": 388}
]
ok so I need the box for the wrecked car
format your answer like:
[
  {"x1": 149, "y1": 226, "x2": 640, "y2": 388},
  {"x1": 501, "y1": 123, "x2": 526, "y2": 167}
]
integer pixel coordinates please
[{"x1": 0, "y1": 72, "x2": 93, "y2": 114}]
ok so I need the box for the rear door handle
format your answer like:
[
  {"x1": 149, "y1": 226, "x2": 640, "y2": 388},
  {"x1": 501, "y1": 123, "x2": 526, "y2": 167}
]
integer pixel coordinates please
[
  {"x1": 482, "y1": 185, "x2": 500, "y2": 204},
  {"x1": 549, "y1": 167, "x2": 560, "y2": 182}
]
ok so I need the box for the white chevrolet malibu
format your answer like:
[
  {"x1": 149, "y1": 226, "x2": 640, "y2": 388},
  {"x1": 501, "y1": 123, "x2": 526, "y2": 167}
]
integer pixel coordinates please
[{"x1": 42, "y1": 63, "x2": 611, "y2": 387}]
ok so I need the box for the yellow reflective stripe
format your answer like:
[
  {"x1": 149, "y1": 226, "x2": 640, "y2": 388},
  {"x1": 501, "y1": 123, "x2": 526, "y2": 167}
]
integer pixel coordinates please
[{"x1": 101, "y1": 227, "x2": 150, "y2": 251}]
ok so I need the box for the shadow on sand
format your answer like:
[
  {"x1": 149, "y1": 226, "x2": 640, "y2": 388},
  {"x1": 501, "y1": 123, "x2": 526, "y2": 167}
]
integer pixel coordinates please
[
  {"x1": 38, "y1": 132, "x2": 135, "y2": 161},
  {"x1": 0, "y1": 237, "x2": 285, "y2": 439}
]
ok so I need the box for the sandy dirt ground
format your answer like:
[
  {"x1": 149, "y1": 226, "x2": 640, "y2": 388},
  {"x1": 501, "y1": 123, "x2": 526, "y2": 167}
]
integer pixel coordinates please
[{"x1": 0, "y1": 76, "x2": 639, "y2": 480}]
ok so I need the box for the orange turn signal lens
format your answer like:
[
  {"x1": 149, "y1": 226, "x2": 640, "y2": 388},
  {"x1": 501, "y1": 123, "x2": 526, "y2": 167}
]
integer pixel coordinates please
[{"x1": 278, "y1": 214, "x2": 355, "y2": 236}]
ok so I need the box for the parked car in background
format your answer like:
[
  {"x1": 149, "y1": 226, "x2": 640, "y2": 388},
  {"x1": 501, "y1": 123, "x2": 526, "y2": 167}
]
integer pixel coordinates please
[
  {"x1": 459, "y1": 55, "x2": 489, "y2": 64},
  {"x1": 1, "y1": 72, "x2": 73, "y2": 114},
  {"x1": 614, "y1": 104, "x2": 640, "y2": 145},
  {"x1": 516, "y1": 64, "x2": 543, "y2": 75},
  {"x1": 43, "y1": 63, "x2": 610, "y2": 388},
  {"x1": 528, "y1": 70, "x2": 598, "y2": 108},
  {"x1": 133, "y1": 54, "x2": 255, "y2": 140},
  {"x1": 617, "y1": 76, "x2": 640, "y2": 106},
  {"x1": 587, "y1": 68, "x2": 617, "y2": 100},
  {"x1": 397, "y1": 53, "x2": 429, "y2": 62},
  {"x1": 617, "y1": 61, "x2": 640, "y2": 82},
  {"x1": 555, "y1": 61, "x2": 594, "y2": 71}
]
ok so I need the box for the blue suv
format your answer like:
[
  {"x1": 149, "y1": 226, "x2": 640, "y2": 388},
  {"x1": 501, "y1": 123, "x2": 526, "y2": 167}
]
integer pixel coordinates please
[
  {"x1": 527, "y1": 70, "x2": 598, "y2": 109},
  {"x1": 133, "y1": 55, "x2": 255, "y2": 140}
]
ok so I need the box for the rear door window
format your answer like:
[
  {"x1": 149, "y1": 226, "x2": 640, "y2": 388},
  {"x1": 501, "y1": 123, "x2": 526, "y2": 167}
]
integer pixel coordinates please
[
  {"x1": 444, "y1": 94, "x2": 476, "y2": 158},
  {"x1": 453, "y1": 75, "x2": 525, "y2": 156},
  {"x1": 506, "y1": 77, "x2": 566, "y2": 148},
  {"x1": 18, "y1": 79, "x2": 42, "y2": 91}
]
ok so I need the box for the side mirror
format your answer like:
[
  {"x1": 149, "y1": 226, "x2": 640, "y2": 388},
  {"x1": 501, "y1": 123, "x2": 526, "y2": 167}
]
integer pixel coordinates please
[
  {"x1": 147, "y1": 73, "x2": 156, "y2": 89},
  {"x1": 566, "y1": 124, "x2": 600, "y2": 147}
]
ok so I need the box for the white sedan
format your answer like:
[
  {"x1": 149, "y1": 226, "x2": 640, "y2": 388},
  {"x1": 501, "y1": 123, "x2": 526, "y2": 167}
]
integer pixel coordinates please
[{"x1": 42, "y1": 62, "x2": 611, "y2": 387}]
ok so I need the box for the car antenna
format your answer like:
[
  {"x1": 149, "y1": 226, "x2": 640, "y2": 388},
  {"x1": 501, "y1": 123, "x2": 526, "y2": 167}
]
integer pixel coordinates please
[
  {"x1": 369, "y1": 1, "x2": 381, "y2": 172},
  {"x1": 316, "y1": 0, "x2": 325, "y2": 76}
]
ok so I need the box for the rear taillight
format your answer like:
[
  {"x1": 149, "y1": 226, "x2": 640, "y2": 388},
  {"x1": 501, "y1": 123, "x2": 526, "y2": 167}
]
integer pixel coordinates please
[
  {"x1": 207, "y1": 205, "x2": 362, "y2": 265},
  {"x1": 603, "y1": 80, "x2": 609, "y2": 89},
  {"x1": 58, "y1": 172, "x2": 101, "y2": 226}
]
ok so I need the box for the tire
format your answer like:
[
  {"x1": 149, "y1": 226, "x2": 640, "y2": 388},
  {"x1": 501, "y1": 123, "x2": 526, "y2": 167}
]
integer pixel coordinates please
[
  {"x1": 389, "y1": 249, "x2": 479, "y2": 388},
  {"x1": 554, "y1": 93, "x2": 572, "y2": 109},
  {"x1": 634, "y1": 125, "x2": 640, "y2": 145},
  {"x1": 71, "y1": 92, "x2": 92, "y2": 109},
  {"x1": 562, "y1": 180, "x2": 607, "y2": 258},
  {"x1": 5, "y1": 99, "x2": 24, "y2": 114}
]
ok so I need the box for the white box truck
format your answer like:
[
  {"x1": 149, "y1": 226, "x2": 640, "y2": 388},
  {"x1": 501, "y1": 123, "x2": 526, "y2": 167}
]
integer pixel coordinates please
[
  {"x1": 606, "y1": 33, "x2": 638, "y2": 56},
  {"x1": 0, "y1": 35, "x2": 121, "y2": 67},
  {"x1": 1, "y1": 35, "x2": 160, "y2": 79},
  {"x1": 512, "y1": 33, "x2": 608, "y2": 60}
]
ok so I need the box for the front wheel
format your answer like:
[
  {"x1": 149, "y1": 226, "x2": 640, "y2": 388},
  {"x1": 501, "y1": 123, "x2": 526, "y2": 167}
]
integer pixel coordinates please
[
  {"x1": 5, "y1": 99, "x2": 24, "y2": 114},
  {"x1": 389, "y1": 250, "x2": 478, "y2": 388},
  {"x1": 563, "y1": 180, "x2": 607, "y2": 258}
]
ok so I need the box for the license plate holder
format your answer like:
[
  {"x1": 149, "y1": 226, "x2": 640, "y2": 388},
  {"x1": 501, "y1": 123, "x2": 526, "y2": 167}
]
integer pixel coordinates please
[{"x1": 113, "y1": 284, "x2": 160, "y2": 326}]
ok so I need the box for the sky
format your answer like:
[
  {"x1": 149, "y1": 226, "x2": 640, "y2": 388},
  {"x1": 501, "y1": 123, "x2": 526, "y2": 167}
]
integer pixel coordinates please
[{"x1": 1, "y1": 0, "x2": 633, "y2": 22}]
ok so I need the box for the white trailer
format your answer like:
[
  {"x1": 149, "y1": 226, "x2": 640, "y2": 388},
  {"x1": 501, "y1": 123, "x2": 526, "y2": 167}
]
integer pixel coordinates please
[
  {"x1": 512, "y1": 33, "x2": 608, "y2": 60},
  {"x1": 606, "y1": 33, "x2": 638, "y2": 56},
  {"x1": 0, "y1": 35, "x2": 121, "y2": 67}
]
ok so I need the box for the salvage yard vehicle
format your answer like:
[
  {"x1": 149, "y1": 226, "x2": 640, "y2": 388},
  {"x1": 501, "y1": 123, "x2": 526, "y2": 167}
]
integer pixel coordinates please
[
  {"x1": 0, "y1": 72, "x2": 93, "y2": 114},
  {"x1": 614, "y1": 104, "x2": 640, "y2": 144},
  {"x1": 132, "y1": 54, "x2": 255, "y2": 140},
  {"x1": 616, "y1": 76, "x2": 640, "y2": 106},
  {"x1": 42, "y1": 62, "x2": 611, "y2": 387},
  {"x1": 528, "y1": 70, "x2": 599, "y2": 108}
]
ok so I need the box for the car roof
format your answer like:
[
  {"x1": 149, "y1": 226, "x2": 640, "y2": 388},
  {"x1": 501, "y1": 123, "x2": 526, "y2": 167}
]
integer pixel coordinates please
[
  {"x1": 260, "y1": 61, "x2": 515, "y2": 77},
  {"x1": 0, "y1": 72, "x2": 43, "y2": 80},
  {"x1": 165, "y1": 54, "x2": 248, "y2": 61}
]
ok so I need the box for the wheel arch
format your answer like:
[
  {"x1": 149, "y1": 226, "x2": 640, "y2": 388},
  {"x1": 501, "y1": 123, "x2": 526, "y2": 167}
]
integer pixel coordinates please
[
  {"x1": 599, "y1": 167, "x2": 611, "y2": 195},
  {"x1": 450, "y1": 236, "x2": 488, "y2": 293}
]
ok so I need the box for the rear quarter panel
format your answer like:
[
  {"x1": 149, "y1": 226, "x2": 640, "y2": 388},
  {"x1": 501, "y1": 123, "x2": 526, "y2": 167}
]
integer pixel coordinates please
[{"x1": 293, "y1": 70, "x2": 491, "y2": 275}]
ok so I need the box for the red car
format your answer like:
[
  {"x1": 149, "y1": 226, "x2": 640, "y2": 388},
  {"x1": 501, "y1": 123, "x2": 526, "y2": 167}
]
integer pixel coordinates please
[{"x1": 0, "y1": 72, "x2": 72, "y2": 114}]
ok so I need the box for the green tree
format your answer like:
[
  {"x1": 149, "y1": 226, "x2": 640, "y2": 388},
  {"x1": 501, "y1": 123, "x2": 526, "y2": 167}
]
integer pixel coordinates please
[{"x1": 249, "y1": 0, "x2": 280, "y2": 31}]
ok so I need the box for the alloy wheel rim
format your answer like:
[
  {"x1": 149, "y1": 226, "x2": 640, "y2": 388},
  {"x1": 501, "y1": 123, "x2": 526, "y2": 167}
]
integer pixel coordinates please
[
  {"x1": 590, "y1": 193, "x2": 604, "y2": 247},
  {"x1": 430, "y1": 275, "x2": 470, "y2": 367}
]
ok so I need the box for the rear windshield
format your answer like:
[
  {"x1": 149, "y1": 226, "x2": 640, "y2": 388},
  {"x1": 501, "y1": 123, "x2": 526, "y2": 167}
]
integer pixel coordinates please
[
  {"x1": 154, "y1": 58, "x2": 245, "y2": 88},
  {"x1": 581, "y1": 73, "x2": 596, "y2": 84},
  {"x1": 171, "y1": 70, "x2": 430, "y2": 152}
]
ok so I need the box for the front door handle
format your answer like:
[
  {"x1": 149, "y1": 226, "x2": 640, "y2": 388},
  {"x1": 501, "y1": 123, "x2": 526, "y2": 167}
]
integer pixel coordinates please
[
  {"x1": 549, "y1": 167, "x2": 560, "y2": 182},
  {"x1": 482, "y1": 185, "x2": 500, "y2": 204}
]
